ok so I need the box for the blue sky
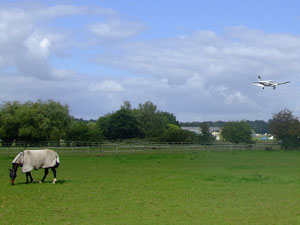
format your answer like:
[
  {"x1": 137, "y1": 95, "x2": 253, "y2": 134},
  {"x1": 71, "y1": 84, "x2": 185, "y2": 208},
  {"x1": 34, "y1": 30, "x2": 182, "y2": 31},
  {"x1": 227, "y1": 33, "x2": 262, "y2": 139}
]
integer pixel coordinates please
[{"x1": 1, "y1": 0, "x2": 300, "y2": 122}]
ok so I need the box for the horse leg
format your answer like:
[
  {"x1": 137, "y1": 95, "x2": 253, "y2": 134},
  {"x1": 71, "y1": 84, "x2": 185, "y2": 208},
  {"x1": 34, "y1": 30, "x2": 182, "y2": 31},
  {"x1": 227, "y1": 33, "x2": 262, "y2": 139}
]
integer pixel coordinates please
[
  {"x1": 25, "y1": 172, "x2": 33, "y2": 183},
  {"x1": 51, "y1": 167, "x2": 57, "y2": 184},
  {"x1": 26, "y1": 172, "x2": 30, "y2": 184},
  {"x1": 40, "y1": 168, "x2": 49, "y2": 183},
  {"x1": 28, "y1": 172, "x2": 33, "y2": 183}
]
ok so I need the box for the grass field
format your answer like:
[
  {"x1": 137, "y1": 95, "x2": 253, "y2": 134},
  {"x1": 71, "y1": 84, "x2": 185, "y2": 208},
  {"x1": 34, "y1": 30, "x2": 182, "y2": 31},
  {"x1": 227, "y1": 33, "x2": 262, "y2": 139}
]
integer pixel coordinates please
[{"x1": 1, "y1": 151, "x2": 300, "y2": 224}]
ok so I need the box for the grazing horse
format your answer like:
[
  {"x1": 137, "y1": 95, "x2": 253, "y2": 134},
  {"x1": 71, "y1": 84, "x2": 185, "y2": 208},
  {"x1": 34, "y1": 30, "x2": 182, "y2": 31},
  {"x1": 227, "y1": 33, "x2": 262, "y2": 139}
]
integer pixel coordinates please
[{"x1": 9, "y1": 149, "x2": 60, "y2": 185}]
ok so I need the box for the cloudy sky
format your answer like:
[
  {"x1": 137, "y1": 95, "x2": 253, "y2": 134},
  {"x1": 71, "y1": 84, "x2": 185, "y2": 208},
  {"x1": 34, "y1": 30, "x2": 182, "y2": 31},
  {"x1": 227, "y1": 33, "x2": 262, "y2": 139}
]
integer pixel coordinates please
[{"x1": 1, "y1": 0, "x2": 300, "y2": 122}]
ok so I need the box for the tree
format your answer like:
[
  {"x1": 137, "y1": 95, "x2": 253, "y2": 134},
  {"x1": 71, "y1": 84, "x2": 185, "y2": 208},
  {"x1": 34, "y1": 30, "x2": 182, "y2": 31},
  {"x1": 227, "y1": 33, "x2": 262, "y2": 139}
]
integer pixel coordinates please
[
  {"x1": 134, "y1": 101, "x2": 166, "y2": 139},
  {"x1": 0, "y1": 100, "x2": 71, "y2": 142},
  {"x1": 40, "y1": 100, "x2": 71, "y2": 140},
  {"x1": 97, "y1": 100, "x2": 179, "y2": 140},
  {"x1": 199, "y1": 123, "x2": 215, "y2": 142},
  {"x1": 0, "y1": 102, "x2": 21, "y2": 142},
  {"x1": 66, "y1": 120, "x2": 104, "y2": 142},
  {"x1": 120, "y1": 100, "x2": 132, "y2": 111},
  {"x1": 268, "y1": 109, "x2": 300, "y2": 149},
  {"x1": 159, "y1": 124, "x2": 199, "y2": 143},
  {"x1": 96, "y1": 113, "x2": 112, "y2": 138},
  {"x1": 157, "y1": 111, "x2": 178, "y2": 126},
  {"x1": 86, "y1": 122, "x2": 104, "y2": 142},
  {"x1": 97, "y1": 105, "x2": 139, "y2": 140},
  {"x1": 247, "y1": 120, "x2": 268, "y2": 134},
  {"x1": 221, "y1": 121, "x2": 253, "y2": 144},
  {"x1": 108, "y1": 108, "x2": 139, "y2": 139}
]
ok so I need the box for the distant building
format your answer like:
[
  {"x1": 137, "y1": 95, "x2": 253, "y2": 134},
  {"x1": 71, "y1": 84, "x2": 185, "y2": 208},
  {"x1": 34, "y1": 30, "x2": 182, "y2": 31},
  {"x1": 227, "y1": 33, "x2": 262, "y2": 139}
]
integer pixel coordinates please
[
  {"x1": 181, "y1": 126, "x2": 201, "y2": 134},
  {"x1": 210, "y1": 127, "x2": 221, "y2": 141},
  {"x1": 181, "y1": 126, "x2": 221, "y2": 141}
]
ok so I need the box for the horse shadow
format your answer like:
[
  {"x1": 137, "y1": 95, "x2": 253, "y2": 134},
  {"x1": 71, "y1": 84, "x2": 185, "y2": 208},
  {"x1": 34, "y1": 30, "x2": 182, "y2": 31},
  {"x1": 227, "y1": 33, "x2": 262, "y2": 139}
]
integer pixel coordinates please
[{"x1": 12, "y1": 179, "x2": 68, "y2": 186}]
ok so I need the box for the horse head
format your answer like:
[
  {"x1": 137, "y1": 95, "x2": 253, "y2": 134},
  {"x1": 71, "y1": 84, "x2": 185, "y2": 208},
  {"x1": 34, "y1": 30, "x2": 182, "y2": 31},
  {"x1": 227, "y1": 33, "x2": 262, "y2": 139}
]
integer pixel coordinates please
[{"x1": 9, "y1": 167, "x2": 17, "y2": 185}]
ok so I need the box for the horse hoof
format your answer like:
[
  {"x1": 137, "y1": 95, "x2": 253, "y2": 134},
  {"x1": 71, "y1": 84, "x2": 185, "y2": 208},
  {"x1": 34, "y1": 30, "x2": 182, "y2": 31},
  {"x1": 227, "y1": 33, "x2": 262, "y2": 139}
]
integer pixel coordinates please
[
  {"x1": 39, "y1": 181, "x2": 42, "y2": 184},
  {"x1": 52, "y1": 178, "x2": 57, "y2": 184}
]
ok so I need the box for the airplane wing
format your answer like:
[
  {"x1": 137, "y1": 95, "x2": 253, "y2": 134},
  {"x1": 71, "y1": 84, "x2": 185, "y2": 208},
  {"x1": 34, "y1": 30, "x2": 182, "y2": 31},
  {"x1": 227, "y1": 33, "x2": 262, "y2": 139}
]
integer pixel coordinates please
[
  {"x1": 251, "y1": 82, "x2": 264, "y2": 87},
  {"x1": 277, "y1": 81, "x2": 290, "y2": 85}
]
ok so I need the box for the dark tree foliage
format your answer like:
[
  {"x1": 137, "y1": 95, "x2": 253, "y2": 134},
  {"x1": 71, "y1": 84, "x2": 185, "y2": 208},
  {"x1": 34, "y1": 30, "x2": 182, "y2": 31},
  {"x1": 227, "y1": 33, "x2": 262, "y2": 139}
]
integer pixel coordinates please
[
  {"x1": 157, "y1": 111, "x2": 178, "y2": 126},
  {"x1": 134, "y1": 101, "x2": 166, "y2": 139},
  {"x1": 246, "y1": 120, "x2": 268, "y2": 134},
  {"x1": 159, "y1": 125, "x2": 199, "y2": 143},
  {"x1": 109, "y1": 108, "x2": 140, "y2": 139},
  {"x1": 0, "y1": 100, "x2": 71, "y2": 142},
  {"x1": 0, "y1": 102, "x2": 20, "y2": 142},
  {"x1": 159, "y1": 123, "x2": 215, "y2": 143},
  {"x1": 221, "y1": 121, "x2": 253, "y2": 144},
  {"x1": 97, "y1": 108, "x2": 140, "y2": 140},
  {"x1": 97, "y1": 101, "x2": 180, "y2": 141},
  {"x1": 66, "y1": 119, "x2": 104, "y2": 142},
  {"x1": 96, "y1": 114, "x2": 111, "y2": 139},
  {"x1": 199, "y1": 123, "x2": 215, "y2": 142},
  {"x1": 268, "y1": 109, "x2": 300, "y2": 149}
]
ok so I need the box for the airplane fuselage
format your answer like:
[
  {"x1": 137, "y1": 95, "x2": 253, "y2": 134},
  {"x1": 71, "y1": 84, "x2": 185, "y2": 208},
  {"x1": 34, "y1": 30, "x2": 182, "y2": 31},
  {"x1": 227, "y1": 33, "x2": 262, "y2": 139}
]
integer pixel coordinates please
[
  {"x1": 258, "y1": 80, "x2": 276, "y2": 87},
  {"x1": 252, "y1": 76, "x2": 290, "y2": 90}
]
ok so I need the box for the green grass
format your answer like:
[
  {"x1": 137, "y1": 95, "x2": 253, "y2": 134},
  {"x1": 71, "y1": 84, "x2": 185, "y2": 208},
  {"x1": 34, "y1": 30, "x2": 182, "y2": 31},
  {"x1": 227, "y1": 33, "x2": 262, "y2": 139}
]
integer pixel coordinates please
[{"x1": 1, "y1": 151, "x2": 300, "y2": 224}]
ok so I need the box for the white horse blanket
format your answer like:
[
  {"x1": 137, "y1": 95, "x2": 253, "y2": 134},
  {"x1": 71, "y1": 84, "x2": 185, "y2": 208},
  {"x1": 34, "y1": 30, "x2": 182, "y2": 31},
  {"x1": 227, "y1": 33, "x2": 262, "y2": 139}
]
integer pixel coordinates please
[{"x1": 12, "y1": 149, "x2": 60, "y2": 173}]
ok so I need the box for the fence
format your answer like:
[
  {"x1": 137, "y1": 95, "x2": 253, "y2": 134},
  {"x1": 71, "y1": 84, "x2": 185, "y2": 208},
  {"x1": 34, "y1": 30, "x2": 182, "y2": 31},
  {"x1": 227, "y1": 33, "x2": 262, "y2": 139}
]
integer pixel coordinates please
[{"x1": 0, "y1": 141, "x2": 281, "y2": 156}]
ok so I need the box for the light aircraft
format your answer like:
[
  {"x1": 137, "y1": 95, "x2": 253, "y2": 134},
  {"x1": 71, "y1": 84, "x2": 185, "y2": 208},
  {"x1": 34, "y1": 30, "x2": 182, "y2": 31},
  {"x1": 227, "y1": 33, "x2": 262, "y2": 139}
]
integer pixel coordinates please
[{"x1": 252, "y1": 75, "x2": 290, "y2": 90}]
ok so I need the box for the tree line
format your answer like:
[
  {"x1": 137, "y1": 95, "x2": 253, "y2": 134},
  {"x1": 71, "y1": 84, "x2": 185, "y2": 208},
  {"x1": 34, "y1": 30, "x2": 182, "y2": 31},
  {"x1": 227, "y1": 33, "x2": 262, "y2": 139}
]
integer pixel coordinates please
[
  {"x1": 0, "y1": 100, "x2": 299, "y2": 149},
  {"x1": 0, "y1": 100, "x2": 214, "y2": 144},
  {"x1": 219, "y1": 109, "x2": 300, "y2": 149},
  {"x1": 0, "y1": 100, "x2": 70, "y2": 142}
]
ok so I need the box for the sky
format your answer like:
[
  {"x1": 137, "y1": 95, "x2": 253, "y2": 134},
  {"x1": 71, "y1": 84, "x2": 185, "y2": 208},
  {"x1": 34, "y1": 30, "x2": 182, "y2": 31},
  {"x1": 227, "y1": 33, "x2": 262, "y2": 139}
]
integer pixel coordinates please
[{"x1": 1, "y1": 0, "x2": 300, "y2": 122}]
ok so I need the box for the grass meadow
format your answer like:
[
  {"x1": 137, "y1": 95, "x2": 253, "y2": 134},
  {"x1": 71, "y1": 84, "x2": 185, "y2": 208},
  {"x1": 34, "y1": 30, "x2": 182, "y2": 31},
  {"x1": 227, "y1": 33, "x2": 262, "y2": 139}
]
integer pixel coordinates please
[{"x1": 1, "y1": 150, "x2": 300, "y2": 224}]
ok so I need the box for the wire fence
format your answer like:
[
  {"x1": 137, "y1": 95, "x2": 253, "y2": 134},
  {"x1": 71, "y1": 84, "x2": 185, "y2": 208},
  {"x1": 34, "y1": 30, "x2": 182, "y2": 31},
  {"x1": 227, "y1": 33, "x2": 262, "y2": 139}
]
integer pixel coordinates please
[{"x1": 0, "y1": 141, "x2": 282, "y2": 157}]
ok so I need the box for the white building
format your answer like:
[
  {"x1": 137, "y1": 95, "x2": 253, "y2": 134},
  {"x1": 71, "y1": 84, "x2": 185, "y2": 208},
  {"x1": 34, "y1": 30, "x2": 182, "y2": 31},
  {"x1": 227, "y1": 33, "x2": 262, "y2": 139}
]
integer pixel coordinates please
[{"x1": 181, "y1": 126, "x2": 221, "y2": 141}]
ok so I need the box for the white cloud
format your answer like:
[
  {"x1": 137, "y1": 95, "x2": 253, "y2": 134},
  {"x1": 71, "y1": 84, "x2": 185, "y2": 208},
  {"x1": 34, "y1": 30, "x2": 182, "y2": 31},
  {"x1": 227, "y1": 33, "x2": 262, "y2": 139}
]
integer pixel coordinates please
[
  {"x1": 23, "y1": 32, "x2": 52, "y2": 59},
  {"x1": 89, "y1": 80, "x2": 124, "y2": 92},
  {"x1": 87, "y1": 20, "x2": 145, "y2": 40},
  {"x1": 97, "y1": 28, "x2": 300, "y2": 85},
  {"x1": 0, "y1": 4, "x2": 74, "y2": 79},
  {"x1": 34, "y1": 4, "x2": 84, "y2": 18},
  {"x1": 0, "y1": 3, "x2": 146, "y2": 80}
]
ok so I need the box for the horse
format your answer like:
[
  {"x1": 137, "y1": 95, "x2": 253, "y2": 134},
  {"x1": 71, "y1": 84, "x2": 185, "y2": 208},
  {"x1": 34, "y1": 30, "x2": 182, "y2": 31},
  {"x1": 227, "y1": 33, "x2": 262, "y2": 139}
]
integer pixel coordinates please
[{"x1": 9, "y1": 149, "x2": 60, "y2": 185}]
